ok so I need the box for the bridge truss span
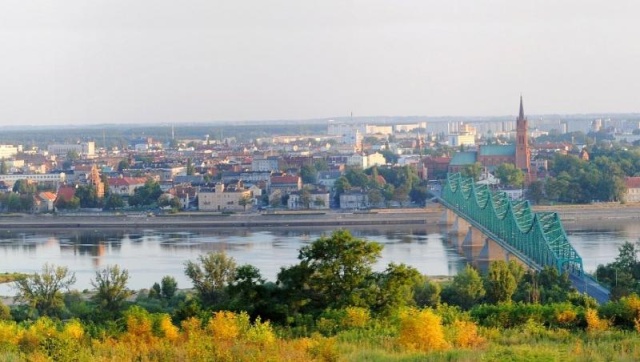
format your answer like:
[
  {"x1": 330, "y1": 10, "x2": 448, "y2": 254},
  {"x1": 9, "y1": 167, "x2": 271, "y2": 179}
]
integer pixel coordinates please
[{"x1": 442, "y1": 173, "x2": 584, "y2": 275}]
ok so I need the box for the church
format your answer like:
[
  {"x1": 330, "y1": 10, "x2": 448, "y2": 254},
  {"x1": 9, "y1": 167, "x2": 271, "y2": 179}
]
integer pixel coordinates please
[{"x1": 448, "y1": 96, "x2": 533, "y2": 181}]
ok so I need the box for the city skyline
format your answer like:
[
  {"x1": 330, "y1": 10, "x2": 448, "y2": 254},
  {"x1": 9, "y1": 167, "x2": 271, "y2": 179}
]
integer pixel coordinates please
[{"x1": 1, "y1": 1, "x2": 639, "y2": 125}]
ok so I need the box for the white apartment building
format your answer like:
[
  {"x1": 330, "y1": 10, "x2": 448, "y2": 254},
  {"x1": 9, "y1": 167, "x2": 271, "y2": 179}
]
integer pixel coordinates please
[
  {"x1": 0, "y1": 145, "x2": 19, "y2": 159},
  {"x1": 47, "y1": 142, "x2": 95, "y2": 157}
]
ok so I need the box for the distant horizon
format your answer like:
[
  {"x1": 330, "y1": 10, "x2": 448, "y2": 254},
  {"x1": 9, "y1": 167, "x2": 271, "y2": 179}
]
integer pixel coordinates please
[{"x1": 2, "y1": 111, "x2": 639, "y2": 129}]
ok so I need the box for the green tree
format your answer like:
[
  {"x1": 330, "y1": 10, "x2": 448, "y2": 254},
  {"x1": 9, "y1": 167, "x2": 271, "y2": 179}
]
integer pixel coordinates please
[
  {"x1": 414, "y1": 276, "x2": 441, "y2": 308},
  {"x1": 461, "y1": 162, "x2": 483, "y2": 181},
  {"x1": 75, "y1": 185, "x2": 101, "y2": 208},
  {"x1": 238, "y1": 195, "x2": 252, "y2": 211},
  {"x1": 186, "y1": 158, "x2": 195, "y2": 175},
  {"x1": 442, "y1": 264, "x2": 485, "y2": 309},
  {"x1": 300, "y1": 164, "x2": 318, "y2": 184},
  {"x1": 160, "y1": 275, "x2": 178, "y2": 299},
  {"x1": 13, "y1": 179, "x2": 37, "y2": 194},
  {"x1": 345, "y1": 168, "x2": 370, "y2": 188},
  {"x1": 13, "y1": 263, "x2": 76, "y2": 317},
  {"x1": 227, "y1": 265, "x2": 269, "y2": 316},
  {"x1": 91, "y1": 265, "x2": 133, "y2": 319},
  {"x1": 484, "y1": 261, "x2": 517, "y2": 304},
  {"x1": 278, "y1": 230, "x2": 382, "y2": 310},
  {"x1": 381, "y1": 149, "x2": 399, "y2": 164},
  {"x1": 526, "y1": 180, "x2": 545, "y2": 204},
  {"x1": 514, "y1": 266, "x2": 574, "y2": 304},
  {"x1": 0, "y1": 159, "x2": 7, "y2": 175},
  {"x1": 117, "y1": 159, "x2": 130, "y2": 172},
  {"x1": 129, "y1": 179, "x2": 162, "y2": 207},
  {"x1": 495, "y1": 163, "x2": 525, "y2": 188},
  {"x1": 372, "y1": 263, "x2": 423, "y2": 313},
  {"x1": 595, "y1": 241, "x2": 640, "y2": 298},
  {"x1": 300, "y1": 187, "x2": 312, "y2": 209},
  {"x1": 184, "y1": 251, "x2": 237, "y2": 306},
  {"x1": 56, "y1": 196, "x2": 81, "y2": 210},
  {"x1": 367, "y1": 188, "x2": 383, "y2": 207},
  {"x1": 103, "y1": 194, "x2": 124, "y2": 210}
]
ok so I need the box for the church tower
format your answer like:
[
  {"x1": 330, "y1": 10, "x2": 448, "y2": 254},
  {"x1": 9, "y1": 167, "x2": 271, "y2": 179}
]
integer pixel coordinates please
[{"x1": 515, "y1": 96, "x2": 531, "y2": 175}]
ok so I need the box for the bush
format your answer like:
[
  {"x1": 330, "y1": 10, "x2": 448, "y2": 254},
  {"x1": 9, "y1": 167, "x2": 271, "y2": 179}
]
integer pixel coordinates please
[{"x1": 398, "y1": 308, "x2": 449, "y2": 352}]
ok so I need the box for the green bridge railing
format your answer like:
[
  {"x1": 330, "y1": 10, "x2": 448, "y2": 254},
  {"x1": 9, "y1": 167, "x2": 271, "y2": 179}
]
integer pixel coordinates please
[{"x1": 441, "y1": 173, "x2": 584, "y2": 275}]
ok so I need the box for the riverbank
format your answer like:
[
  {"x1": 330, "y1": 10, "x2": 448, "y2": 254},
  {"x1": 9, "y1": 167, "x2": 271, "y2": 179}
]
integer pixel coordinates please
[
  {"x1": 0, "y1": 203, "x2": 638, "y2": 229},
  {"x1": 0, "y1": 207, "x2": 441, "y2": 230}
]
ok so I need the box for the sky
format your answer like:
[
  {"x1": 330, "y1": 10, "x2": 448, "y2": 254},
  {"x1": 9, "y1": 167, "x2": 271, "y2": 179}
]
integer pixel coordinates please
[{"x1": 0, "y1": 0, "x2": 639, "y2": 125}]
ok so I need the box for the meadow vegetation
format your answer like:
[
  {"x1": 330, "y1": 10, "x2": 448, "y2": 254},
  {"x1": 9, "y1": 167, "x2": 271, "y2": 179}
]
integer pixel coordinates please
[{"x1": 1, "y1": 230, "x2": 640, "y2": 361}]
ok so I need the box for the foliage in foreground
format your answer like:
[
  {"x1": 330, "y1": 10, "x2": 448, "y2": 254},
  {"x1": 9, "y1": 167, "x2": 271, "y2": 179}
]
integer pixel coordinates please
[
  {"x1": 0, "y1": 304, "x2": 639, "y2": 361},
  {"x1": 5, "y1": 230, "x2": 640, "y2": 360}
]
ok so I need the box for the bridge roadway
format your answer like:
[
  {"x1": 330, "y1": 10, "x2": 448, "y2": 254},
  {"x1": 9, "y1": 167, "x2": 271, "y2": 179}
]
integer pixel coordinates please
[{"x1": 438, "y1": 197, "x2": 611, "y2": 304}]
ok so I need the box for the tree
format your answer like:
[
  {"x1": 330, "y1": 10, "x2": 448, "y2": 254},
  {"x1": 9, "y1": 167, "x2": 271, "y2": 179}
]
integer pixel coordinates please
[
  {"x1": 392, "y1": 186, "x2": 410, "y2": 206},
  {"x1": 13, "y1": 263, "x2": 76, "y2": 317},
  {"x1": 75, "y1": 185, "x2": 101, "y2": 208},
  {"x1": 595, "y1": 241, "x2": 640, "y2": 298},
  {"x1": 129, "y1": 179, "x2": 162, "y2": 207},
  {"x1": 227, "y1": 265, "x2": 268, "y2": 316},
  {"x1": 103, "y1": 194, "x2": 124, "y2": 210},
  {"x1": 372, "y1": 263, "x2": 423, "y2": 313},
  {"x1": 278, "y1": 230, "x2": 382, "y2": 310},
  {"x1": 514, "y1": 266, "x2": 573, "y2": 304},
  {"x1": 300, "y1": 187, "x2": 312, "y2": 209},
  {"x1": 117, "y1": 159, "x2": 130, "y2": 172},
  {"x1": 461, "y1": 162, "x2": 483, "y2": 181},
  {"x1": 300, "y1": 164, "x2": 318, "y2": 184},
  {"x1": 381, "y1": 149, "x2": 399, "y2": 164},
  {"x1": 13, "y1": 179, "x2": 36, "y2": 194},
  {"x1": 238, "y1": 195, "x2": 252, "y2": 211},
  {"x1": 494, "y1": 163, "x2": 524, "y2": 188},
  {"x1": 442, "y1": 264, "x2": 485, "y2": 309},
  {"x1": 526, "y1": 180, "x2": 545, "y2": 204},
  {"x1": 91, "y1": 265, "x2": 133, "y2": 318},
  {"x1": 0, "y1": 159, "x2": 7, "y2": 175},
  {"x1": 484, "y1": 261, "x2": 517, "y2": 304},
  {"x1": 186, "y1": 158, "x2": 195, "y2": 176},
  {"x1": 184, "y1": 251, "x2": 237, "y2": 306},
  {"x1": 414, "y1": 276, "x2": 441, "y2": 308},
  {"x1": 367, "y1": 189, "x2": 383, "y2": 207},
  {"x1": 56, "y1": 195, "x2": 81, "y2": 210},
  {"x1": 160, "y1": 275, "x2": 178, "y2": 299}
]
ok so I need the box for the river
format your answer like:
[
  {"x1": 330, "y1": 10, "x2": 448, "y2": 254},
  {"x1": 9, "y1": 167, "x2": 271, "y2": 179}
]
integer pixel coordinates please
[{"x1": 0, "y1": 220, "x2": 638, "y2": 295}]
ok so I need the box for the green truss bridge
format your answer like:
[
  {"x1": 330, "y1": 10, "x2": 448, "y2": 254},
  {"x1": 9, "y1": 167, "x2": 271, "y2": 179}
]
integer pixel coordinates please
[{"x1": 439, "y1": 173, "x2": 610, "y2": 304}]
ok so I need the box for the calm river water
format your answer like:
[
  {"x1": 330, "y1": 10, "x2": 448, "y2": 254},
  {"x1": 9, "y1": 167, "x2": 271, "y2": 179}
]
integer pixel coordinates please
[{"x1": 1, "y1": 220, "x2": 638, "y2": 295}]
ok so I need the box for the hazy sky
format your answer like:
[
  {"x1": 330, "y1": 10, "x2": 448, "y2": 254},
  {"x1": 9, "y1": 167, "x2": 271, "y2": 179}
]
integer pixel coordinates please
[{"x1": 1, "y1": 1, "x2": 639, "y2": 125}]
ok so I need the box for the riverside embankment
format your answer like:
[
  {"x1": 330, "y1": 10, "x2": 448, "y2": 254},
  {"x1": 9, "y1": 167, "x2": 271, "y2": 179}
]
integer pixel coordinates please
[
  {"x1": 0, "y1": 203, "x2": 638, "y2": 230},
  {"x1": 0, "y1": 207, "x2": 442, "y2": 230}
]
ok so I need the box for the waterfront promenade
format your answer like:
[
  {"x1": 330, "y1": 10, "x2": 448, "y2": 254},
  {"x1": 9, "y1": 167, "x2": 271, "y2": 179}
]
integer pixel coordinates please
[{"x1": 0, "y1": 203, "x2": 638, "y2": 230}]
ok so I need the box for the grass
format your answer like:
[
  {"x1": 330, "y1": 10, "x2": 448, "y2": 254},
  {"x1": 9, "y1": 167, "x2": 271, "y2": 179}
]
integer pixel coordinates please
[{"x1": 0, "y1": 273, "x2": 28, "y2": 284}]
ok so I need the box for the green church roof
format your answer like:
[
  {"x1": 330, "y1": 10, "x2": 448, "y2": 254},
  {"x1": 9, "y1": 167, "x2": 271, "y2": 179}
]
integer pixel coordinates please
[
  {"x1": 449, "y1": 151, "x2": 477, "y2": 166},
  {"x1": 479, "y1": 145, "x2": 516, "y2": 156}
]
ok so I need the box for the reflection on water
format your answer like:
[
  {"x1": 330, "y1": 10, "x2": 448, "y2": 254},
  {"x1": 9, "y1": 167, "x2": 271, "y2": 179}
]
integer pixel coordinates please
[
  {"x1": 0, "y1": 225, "x2": 465, "y2": 294},
  {"x1": 0, "y1": 221, "x2": 636, "y2": 295}
]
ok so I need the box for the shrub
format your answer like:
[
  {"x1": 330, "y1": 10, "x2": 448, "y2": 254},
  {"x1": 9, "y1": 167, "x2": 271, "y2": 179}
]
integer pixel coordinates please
[
  {"x1": 398, "y1": 308, "x2": 449, "y2": 351},
  {"x1": 585, "y1": 308, "x2": 608, "y2": 333},
  {"x1": 207, "y1": 311, "x2": 249, "y2": 343},
  {"x1": 246, "y1": 317, "x2": 276, "y2": 346},
  {"x1": 452, "y1": 320, "x2": 484, "y2": 348},
  {"x1": 342, "y1": 306, "x2": 370, "y2": 329}
]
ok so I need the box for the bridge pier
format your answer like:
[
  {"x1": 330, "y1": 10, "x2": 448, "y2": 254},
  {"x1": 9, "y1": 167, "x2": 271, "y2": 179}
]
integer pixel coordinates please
[
  {"x1": 461, "y1": 226, "x2": 485, "y2": 261},
  {"x1": 439, "y1": 208, "x2": 456, "y2": 226},
  {"x1": 476, "y1": 238, "x2": 509, "y2": 273}
]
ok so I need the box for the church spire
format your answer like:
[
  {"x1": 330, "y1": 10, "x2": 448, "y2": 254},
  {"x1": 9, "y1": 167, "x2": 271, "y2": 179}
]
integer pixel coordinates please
[{"x1": 518, "y1": 95, "x2": 525, "y2": 121}]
